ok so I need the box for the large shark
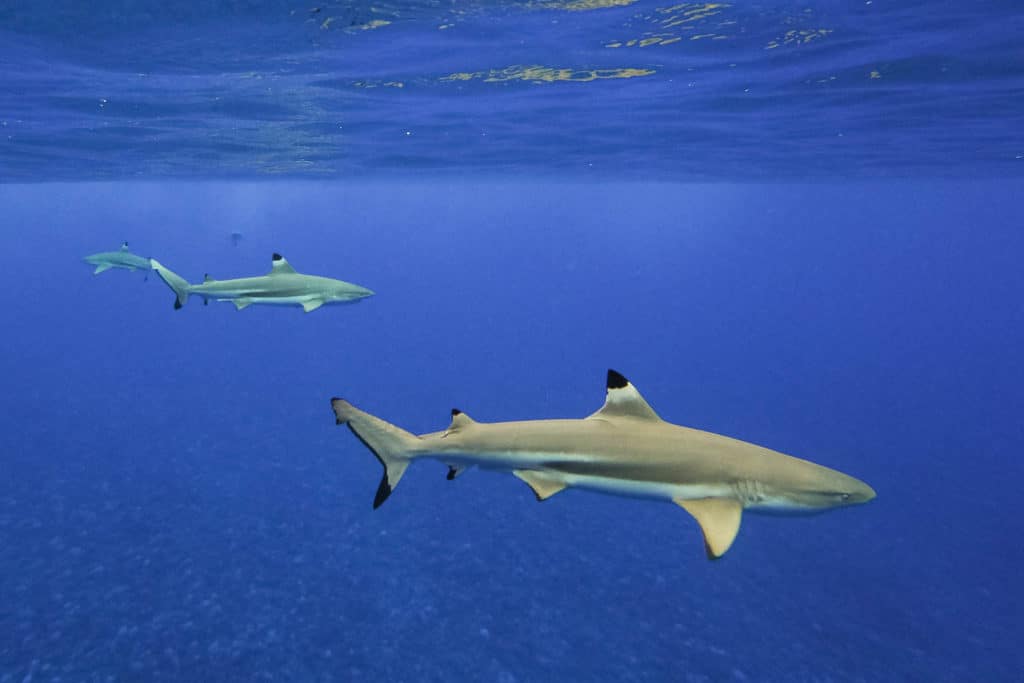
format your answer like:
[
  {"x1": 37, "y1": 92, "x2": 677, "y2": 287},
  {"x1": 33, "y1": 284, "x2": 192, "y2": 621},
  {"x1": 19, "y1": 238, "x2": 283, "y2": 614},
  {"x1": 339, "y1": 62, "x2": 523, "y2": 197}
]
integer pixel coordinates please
[
  {"x1": 331, "y1": 370, "x2": 875, "y2": 559},
  {"x1": 84, "y1": 242, "x2": 153, "y2": 276},
  {"x1": 150, "y1": 253, "x2": 374, "y2": 313}
]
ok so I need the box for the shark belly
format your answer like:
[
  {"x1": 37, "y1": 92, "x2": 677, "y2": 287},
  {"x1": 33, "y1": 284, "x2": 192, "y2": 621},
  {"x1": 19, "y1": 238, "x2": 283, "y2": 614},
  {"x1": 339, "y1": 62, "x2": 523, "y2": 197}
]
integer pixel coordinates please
[
  {"x1": 197, "y1": 285, "x2": 318, "y2": 306},
  {"x1": 430, "y1": 449, "x2": 564, "y2": 472},
  {"x1": 228, "y1": 294, "x2": 317, "y2": 306},
  {"x1": 744, "y1": 497, "x2": 832, "y2": 515},
  {"x1": 551, "y1": 471, "x2": 734, "y2": 503},
  {"x1": 423, "y1": 448, "x2": 734, "y2": 503}
]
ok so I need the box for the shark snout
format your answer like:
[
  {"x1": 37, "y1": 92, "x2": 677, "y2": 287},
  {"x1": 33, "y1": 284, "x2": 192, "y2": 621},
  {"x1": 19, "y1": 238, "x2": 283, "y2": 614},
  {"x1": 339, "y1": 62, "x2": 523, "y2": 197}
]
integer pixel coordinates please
[
  {"x1": 346, "y1": 285, "x2": 375, "y2": 301},
  {"x1": 844, "y1": 477, "x2": 876, "y2": 505},
  {"x1": 327, "y1": 285, "x2": 375, "y2": 303}
]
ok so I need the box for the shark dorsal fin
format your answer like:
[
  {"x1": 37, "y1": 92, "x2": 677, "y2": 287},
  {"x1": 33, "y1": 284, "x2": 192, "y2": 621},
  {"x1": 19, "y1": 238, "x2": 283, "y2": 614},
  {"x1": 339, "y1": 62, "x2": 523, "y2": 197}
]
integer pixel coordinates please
[
  {"x1": 447, "y1": 408, "x2": 476, "y2": 433},
  {"x1": 203, "y1": 274, "x2": 215, "y2": 283},
  {"x1": 587, "y1": 369, "x2": 661, "y2": 422},
  {"x1": 269, "y1": 253, "x2": 297, "y2": 275},
  {"x1": 120, "y1": 242, "x2": 129, "y2": 251}
]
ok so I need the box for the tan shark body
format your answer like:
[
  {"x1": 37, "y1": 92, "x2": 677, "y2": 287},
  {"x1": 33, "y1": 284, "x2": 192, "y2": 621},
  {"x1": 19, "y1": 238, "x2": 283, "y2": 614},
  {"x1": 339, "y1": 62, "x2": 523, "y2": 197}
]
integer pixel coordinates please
[{"x1": 331, "y1": 370, "x2": 875, "y2": 559}]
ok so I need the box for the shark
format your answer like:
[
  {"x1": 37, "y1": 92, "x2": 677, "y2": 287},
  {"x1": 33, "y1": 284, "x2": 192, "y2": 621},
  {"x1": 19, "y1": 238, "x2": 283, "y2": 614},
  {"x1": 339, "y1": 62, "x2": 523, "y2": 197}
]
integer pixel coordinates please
[
  {"x1": 84, "y1": 242, "x2": 153, "y2": 276},
  {"x1": 149, "y1": 253, "x2": 374, "y2": 313},
  {"x1": 331, "y1": 370, "x2": 875, "y2": 559}
]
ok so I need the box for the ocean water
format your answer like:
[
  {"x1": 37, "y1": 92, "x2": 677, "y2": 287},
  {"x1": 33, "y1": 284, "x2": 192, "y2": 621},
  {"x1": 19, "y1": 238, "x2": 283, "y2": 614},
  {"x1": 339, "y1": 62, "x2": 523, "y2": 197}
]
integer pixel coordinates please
[{"x1": 2, "y1": 3, "x2": 1023, "y2": 683}]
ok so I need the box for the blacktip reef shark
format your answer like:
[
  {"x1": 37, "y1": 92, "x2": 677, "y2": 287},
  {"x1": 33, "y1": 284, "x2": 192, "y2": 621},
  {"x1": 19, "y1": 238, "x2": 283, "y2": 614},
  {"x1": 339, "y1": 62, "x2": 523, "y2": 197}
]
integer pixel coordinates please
[
  {"x1": 149, "y1": 253, "x2": 374, "y2": 313},
  {"x1": 84, "y1": 242, "x2": 153, "y2": 276},
  {"x1": 331, "y1": 370, "x2": 875, "y2": 559}
]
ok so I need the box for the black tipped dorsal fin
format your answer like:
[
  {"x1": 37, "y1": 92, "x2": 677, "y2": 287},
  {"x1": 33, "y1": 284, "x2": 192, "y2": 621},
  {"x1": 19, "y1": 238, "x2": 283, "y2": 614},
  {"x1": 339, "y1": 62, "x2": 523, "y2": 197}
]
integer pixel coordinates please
[
  {"x1": 269, "y1": 253, "x2": 297, "y2": 275},
  {"x1": 447, "y1": 408, "x2": 476, "y2": 433},
  {"x1": 587, "y1": 369, "x2": 661, "y2": 422}
]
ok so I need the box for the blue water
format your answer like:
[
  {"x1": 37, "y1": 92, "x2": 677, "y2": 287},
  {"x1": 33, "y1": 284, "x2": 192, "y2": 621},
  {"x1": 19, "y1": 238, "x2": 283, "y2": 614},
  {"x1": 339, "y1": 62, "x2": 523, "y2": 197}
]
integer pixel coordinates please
[{"x1": 2, "y1": 3, "x2": 1023, "y2": 682}]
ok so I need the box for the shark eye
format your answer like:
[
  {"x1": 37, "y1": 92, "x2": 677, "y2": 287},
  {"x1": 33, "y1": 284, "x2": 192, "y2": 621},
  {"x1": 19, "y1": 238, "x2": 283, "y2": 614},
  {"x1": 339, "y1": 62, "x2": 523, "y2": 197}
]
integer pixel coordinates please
[{"x1": 840, "y1": 493, "x2": 851, "y2": 501}]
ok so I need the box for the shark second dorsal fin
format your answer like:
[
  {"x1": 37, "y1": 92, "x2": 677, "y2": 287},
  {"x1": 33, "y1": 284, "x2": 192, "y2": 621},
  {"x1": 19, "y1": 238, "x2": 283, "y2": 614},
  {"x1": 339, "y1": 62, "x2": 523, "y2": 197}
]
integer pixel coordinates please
[
  {"x1": 120, "y1": 242, "x2": 129, "y2": 251},
  {"x1": 675, "y1": 498, "x2": 743, "y2": 560},
  {"x1": 203, "y1": 274, "x2": 215, "y2": 283},
  {"x1": 447, "y1": 408, "x2": 476, "y2": 433},
  {"x1": 587, "y1": 369, "x2": 661, "y2": 422},
  {"x1": 269, "y1": 253, "x2": 297, "y2": 275}
]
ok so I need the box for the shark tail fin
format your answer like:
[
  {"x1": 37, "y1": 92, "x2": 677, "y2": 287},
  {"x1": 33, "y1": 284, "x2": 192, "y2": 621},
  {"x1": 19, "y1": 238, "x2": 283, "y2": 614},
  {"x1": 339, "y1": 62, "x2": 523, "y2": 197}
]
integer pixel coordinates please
[
  {"x1": 331, "y1": 398, "x2": 420, "y2": 509},
  {"x1": 149, "y1": 259, "x2": 190, "y2": 310}
]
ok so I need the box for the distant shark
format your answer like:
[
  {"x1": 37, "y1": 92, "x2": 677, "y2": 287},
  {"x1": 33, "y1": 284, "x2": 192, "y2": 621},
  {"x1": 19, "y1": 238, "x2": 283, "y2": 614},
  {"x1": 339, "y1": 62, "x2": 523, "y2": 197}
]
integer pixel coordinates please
[
  {"x1": 84, "y1": 242, "x2": 153, "y2": 276},
  {"x1": 150, "y1": 253, "x2": 374, "y2": 313},
  {"x1": 331, "y1": 370, "x2": 875, "y2": 559}
]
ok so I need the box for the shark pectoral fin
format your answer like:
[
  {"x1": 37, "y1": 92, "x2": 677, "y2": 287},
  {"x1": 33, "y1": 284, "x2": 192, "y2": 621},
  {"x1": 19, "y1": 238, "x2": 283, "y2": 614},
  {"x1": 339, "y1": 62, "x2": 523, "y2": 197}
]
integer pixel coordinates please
[
  {"x1": 675, "y1": 498, "x2": 743, "y2": 560},
  {"x1": 512, "y1": 470, "x2": 567, "y2": 501},
  {"x1": 302, "y1": 299, "x2": 325, "y2": 313},
  {"x1": 93, "y1": 264, "x2": 112, "y2": 274},
  {"x1": 233, "y1": 299, "x2": 253, "y2": 311}
]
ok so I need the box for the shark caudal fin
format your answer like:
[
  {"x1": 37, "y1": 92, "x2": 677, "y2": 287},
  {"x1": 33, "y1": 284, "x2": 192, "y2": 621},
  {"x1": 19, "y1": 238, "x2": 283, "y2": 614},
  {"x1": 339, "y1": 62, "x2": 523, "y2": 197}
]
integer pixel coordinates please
[
  {"x1": 149, "y1": 259, "x2": 191, "y2": 309},
  {"x1": 331, "y1": 398, "x2": 421, "y2": 509}
]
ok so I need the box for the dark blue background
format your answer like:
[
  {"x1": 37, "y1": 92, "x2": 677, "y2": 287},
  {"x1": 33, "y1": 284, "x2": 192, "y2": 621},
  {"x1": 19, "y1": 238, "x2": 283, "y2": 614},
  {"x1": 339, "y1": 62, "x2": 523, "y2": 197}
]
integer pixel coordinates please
[{"x1": 1, "y1": 181, "x2": 1021, "y2": 681}]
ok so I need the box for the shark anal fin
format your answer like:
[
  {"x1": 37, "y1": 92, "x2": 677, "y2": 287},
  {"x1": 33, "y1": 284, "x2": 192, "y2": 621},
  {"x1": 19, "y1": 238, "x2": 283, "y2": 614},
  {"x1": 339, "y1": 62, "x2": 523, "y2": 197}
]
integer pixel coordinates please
[
  {"x1": 302, "y1": 299, "x2": 324, "y2": 313},
  {"x1": 233, "y1": 299, "x2": 253, "y2": 311},
  {"x1": 588, "y1": 369, "x2": 662, "y2": 422},
  {"x1": 674, "y1": 498, "x2": 743, "y2": 560},
  {"x1": 93, "y1": 264, "x2": 112, "y2": 274},
  {"x1": 446, "y1": 464, "x2": 471, "y2": 480},
  {"x1": 512, "y1": 470, "x2": 567, "y2": 501}
]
